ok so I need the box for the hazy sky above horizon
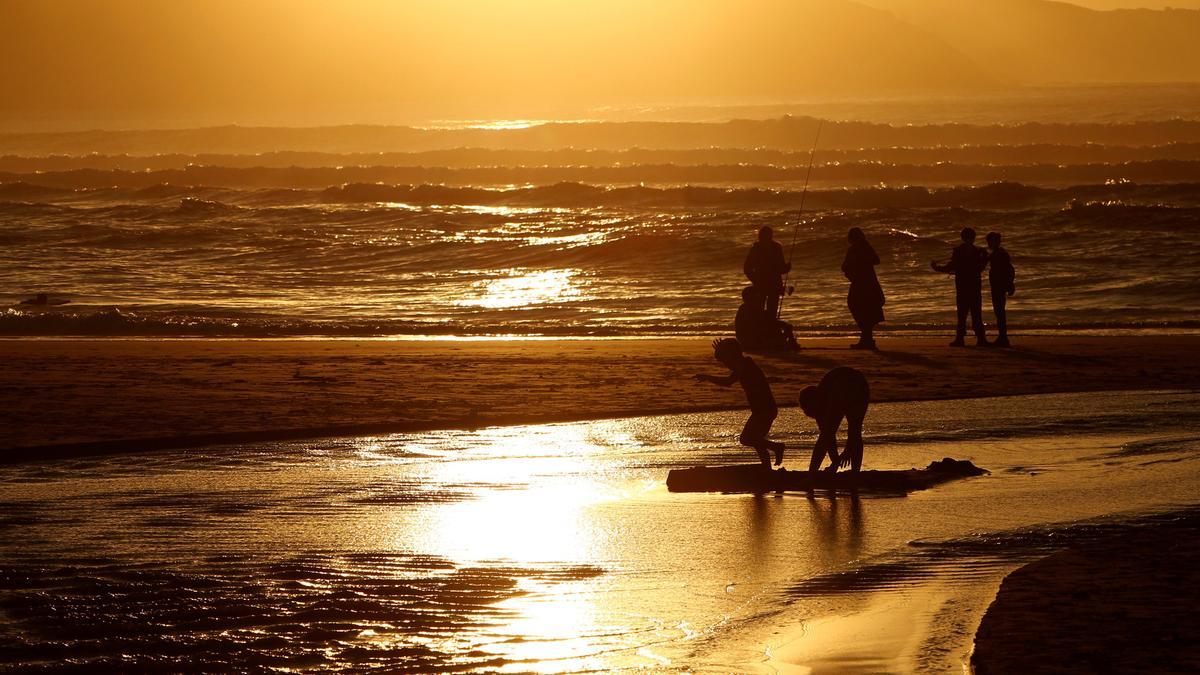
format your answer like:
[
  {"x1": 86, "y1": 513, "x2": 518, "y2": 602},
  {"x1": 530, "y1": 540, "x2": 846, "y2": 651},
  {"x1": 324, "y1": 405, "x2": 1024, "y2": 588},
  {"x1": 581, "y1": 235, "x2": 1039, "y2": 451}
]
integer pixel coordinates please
[{"x1": 2, "y1": 0, "x2": 1198, "y2": 131}]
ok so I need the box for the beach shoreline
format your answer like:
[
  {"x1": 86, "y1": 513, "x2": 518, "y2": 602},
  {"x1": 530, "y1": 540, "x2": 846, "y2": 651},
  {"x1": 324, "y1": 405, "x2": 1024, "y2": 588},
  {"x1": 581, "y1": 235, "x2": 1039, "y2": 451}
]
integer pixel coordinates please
[
  {"x1": 972, "y1": 509, "x2": 1200, "y2": 674},
  {"x1": 3, "y1": 335, "x2": 1199, "y2": 462}
]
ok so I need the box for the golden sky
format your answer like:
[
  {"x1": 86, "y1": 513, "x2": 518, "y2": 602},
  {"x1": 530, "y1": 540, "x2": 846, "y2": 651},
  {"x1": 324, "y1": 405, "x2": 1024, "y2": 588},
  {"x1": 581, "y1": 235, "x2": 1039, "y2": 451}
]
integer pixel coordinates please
[{"x1": 1, "y1": 0, "x2": 1197, "y2": 130}]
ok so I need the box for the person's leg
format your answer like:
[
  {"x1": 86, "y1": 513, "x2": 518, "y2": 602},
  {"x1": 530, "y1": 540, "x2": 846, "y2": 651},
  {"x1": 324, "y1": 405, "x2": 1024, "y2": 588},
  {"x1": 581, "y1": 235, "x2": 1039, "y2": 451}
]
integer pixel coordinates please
[
  {"x1": 992, "y1": 289, "x2": 1008, "y2": 344},
  {"x1": 953, "y1": 291, "x2": 968, "y2": 345},
  {"x1": 808, "y1": 434, "x2": 835, "y2": 473},
  {"x1": 765, "y1": 293, "x2": 781, "y2": 319},
  {"x1": 778, "y1": 321, "x2": 799, "y2": 350},
  {"x1": 740, "y1": 412, "x2": 775, "y2": 468},
  {"x1": 846, "y1": 416, "x2": 865, "y2": 473},
  {"x1": 762, "y1": 410, "x2": 784, "y2": 466},
  {"x1": 750, "y1": 286, "x2": 768, "y2": 314},
  {"x1": 852, "y1": 315, "x2": 867, "y2": 347},
  {"x1": 970, "y1": 288, "x2": 987, "y2": 343}
]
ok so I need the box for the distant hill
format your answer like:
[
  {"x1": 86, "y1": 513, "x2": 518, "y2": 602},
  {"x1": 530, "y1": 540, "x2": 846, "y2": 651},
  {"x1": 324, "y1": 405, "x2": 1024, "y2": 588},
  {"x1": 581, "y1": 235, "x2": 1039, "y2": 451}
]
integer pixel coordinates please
[
  {"x1": 1066, "y1": 1, "x2": 1200, "y2": 9},
  {"x1": 5, "y1": 118, "x2": 1200, "y2": 155},
  {"x1": 861, "y1": 0, "x2": 1200, "y2": 84}
]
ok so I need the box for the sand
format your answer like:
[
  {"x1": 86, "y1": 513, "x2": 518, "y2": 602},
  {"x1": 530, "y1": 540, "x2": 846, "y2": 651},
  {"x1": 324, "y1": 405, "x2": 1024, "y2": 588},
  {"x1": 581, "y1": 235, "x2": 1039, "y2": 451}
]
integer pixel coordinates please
[
  {"x1": 2, "y1": 335, "x2": 1198, "y2": 460},
  {"x1": 972, "y1": 511, "x2": 1200, "y2": 674}
]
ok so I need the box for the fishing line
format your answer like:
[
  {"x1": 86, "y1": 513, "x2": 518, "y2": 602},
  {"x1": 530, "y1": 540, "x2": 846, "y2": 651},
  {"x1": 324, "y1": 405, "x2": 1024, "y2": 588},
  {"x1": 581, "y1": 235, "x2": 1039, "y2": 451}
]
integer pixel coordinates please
[{"x1": 778, "y1": 120, "x2": 823, "y2": 319}]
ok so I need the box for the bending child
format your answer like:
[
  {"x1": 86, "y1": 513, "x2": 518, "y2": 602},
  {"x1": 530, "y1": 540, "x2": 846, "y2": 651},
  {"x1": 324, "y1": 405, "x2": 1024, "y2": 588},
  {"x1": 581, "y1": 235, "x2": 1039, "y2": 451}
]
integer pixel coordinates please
[
  {"x1": 694, "y1": 338, "x2": 785, "y2": 468},
  {"x1": 798, "y1": 367, "x2": 869, "y2": 474}
]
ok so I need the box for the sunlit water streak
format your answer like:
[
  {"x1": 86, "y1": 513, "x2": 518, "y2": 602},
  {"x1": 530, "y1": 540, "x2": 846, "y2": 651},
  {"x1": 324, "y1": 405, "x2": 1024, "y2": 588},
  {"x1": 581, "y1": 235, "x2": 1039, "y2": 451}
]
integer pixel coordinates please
[
  {"x1": 2, "y1": 390, "x2": 1200, "y2": 672},
  {"x1": 2, "y1": 190, "x2": 1199, "y2": 336}
]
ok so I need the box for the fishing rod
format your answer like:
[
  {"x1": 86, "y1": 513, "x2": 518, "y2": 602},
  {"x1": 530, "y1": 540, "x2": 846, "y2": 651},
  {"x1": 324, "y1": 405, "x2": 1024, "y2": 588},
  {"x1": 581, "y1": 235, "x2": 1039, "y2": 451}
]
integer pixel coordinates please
[{"x1": 777, "y1": 120, "x2": 823, "y2": 320}]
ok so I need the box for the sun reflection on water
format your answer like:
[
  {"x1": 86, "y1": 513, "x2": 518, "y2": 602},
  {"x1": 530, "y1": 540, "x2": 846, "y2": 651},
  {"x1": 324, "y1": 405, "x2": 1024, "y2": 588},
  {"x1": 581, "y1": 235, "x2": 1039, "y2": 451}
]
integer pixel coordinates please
[
  {"x1": 461, "y1": 268, "x2": 586, "y2": 309},
  {"x1": 384, "y1": 422, "x2": 629, "y2": 670}
]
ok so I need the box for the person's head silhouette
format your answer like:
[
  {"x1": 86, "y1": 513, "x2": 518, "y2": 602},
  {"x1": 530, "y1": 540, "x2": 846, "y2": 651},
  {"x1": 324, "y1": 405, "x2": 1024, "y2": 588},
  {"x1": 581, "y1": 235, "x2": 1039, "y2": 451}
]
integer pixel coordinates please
[
  {"x1": 848, "y1": 227, "x2": 866, "y2": 245},
  {"x1": 712, "y1": 338, "x2": 743, "y2": 369},
  {"x1": 741, "y1": 286, "x2": 760, "y2": 304},
  {"x1": 798, "y1": 386, "x2": 821, "y2": 418},
  {"x1": 758, "y1": 226, "x2": 774, "y2": 243},
  {"x1": 986, "y1": 231, "x2": 1001, "y2": 249},
  {"x1": 961, "y1": 227, "x2": 976, "y2": 243}
]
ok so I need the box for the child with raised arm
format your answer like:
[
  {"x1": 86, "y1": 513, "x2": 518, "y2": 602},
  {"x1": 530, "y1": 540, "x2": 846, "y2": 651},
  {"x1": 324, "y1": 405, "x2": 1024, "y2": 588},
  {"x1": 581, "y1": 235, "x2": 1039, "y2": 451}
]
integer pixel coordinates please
[{"x1": 694, "y1": 338, "x2": 785, "y2": 468}]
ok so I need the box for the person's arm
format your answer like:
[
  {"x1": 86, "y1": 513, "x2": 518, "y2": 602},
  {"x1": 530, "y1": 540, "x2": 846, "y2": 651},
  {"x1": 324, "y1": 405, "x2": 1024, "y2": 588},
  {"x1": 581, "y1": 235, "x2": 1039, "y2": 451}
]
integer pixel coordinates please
[
  {"x1": 931, "y1": 260, "x2": 952, "y2": 273},
  {"x1": 773, "y1": 244, "x2": 791, "y2": 274},
  {"x1": 744, "y1": 248, "x2": 756, "y2": 281},
  {"x1": 694, "y1": 372, "x2": 738, "y2": 387},
  {"x1": 815, "y1": 425, "x2": 839, "y2": 467}
]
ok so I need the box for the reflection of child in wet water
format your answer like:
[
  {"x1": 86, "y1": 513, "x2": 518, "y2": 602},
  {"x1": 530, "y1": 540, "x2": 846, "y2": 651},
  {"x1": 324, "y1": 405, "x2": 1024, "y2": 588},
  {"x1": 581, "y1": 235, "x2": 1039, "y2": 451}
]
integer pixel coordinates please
[
  {"x1": 694, "y1": 338, "x2": 785, "y2": 468},
  {"x1": 799, "y1": 367, "x2": 870, "y2": 474}
]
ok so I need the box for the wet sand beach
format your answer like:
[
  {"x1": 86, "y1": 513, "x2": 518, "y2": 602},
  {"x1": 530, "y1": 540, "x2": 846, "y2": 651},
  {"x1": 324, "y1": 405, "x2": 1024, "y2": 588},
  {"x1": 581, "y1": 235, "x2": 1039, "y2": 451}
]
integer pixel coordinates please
[
  {"x1": 972, "y1": 512, "x2": 1200, "y2": 674},
  {"x1": 3, "y1": 389, "x2": 1200, "y2": 672},
  {"x1": 3, "y1": 335, "x2": 1199, "y2": 459}
]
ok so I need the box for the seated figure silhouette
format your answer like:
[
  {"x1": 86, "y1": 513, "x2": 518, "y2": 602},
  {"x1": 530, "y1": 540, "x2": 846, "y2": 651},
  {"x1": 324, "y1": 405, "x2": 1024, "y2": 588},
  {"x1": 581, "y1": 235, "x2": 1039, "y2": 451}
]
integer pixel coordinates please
[
  {"x1": 735, "y1": 286, "x2": 767, "y2": 351},
  {"x1": 932, "y1": 227, "x2": 990, "y2": 347},
  {"x1": 798, "y1": 367, "x2": 869, "y2": 474},
  {"x1": 735, "y1": 286, "x2": 799, "y2": 352},
  {"x1": 986, "y1": 231, "x2": 1015, "y2": 348},
  {"x1": 694, "y1": 338, "x2": 785, "y2": 468},
  {"x1": 744, "y1": 226, "x2": 790, "y2": 318}
]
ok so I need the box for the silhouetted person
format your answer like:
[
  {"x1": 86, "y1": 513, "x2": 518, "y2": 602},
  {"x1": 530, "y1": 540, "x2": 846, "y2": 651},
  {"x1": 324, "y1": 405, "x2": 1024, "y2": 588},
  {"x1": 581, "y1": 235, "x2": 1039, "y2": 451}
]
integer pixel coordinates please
[
  {"x1": 798, "y1": 367, "x2": 869, "y2": 474},
  {"x1": 744, "y1": 226, "x2": 790, "y2": 319},
  {"x1": 932, "y1": 227, "x2": 990, "y2": 347},
  {"x1": 694, "y1": 338, "x2": 785, "y2": 468},
  {"x1": 736, "y1": 286, "x2": 799, "y2": 352},
  {"x1": 842, "y1": 227, "x2": 884, "y2": 350},
  {"x1": 735, "y1": 286, "x2": 767, "y2": 351},
  {"x1": 772, "y1": 317, "x2": 800, "y2": 351},
  {"x1": 986, "y1": 232, "x2": 1014, "y2": 348}
]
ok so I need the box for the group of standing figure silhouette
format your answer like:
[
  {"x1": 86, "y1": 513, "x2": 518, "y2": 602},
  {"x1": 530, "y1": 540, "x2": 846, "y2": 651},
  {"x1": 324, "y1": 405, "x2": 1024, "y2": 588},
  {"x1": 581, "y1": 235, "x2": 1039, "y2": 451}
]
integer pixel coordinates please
[
  {"x1": 931, "y1": 227, "x2": 1016, "y2": 348},
  {"x1": 696, "y1": 224, "x2": 1017, "y2": 474},
  {"x1": 738, "y1": 224, "x2": 1016, "y2": 350}
]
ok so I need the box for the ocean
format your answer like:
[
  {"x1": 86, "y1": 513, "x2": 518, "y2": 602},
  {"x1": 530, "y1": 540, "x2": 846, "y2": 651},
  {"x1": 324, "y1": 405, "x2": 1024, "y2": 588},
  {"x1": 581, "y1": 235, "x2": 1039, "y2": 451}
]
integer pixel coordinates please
[{"x1": 3, "y1": 179, "x2": 1199, "y2": 337}]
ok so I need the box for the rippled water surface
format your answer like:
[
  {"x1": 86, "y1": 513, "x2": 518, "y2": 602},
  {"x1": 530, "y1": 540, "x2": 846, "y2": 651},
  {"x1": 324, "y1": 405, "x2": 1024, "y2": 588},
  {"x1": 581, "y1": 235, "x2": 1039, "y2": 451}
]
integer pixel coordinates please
[
  {"x1": 2, "y1": 390, "x2": 1200, "y2": 672},
  {"x1": 3, "y1": 182, "x2": 1200, "y2": 336}
]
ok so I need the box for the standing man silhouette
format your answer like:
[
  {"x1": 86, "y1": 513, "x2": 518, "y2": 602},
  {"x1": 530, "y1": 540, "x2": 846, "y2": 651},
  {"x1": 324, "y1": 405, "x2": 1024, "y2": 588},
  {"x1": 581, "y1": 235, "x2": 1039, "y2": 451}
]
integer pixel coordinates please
[
  {"x1": 986, "y1": 231, "x2": 1015, "y2": 348},
  {"x1": 744, "y1": 226, "x2": 790, "y2": 319},
  {"x1": 932, "y1": 227, "x2": 990, "y2": 347}
]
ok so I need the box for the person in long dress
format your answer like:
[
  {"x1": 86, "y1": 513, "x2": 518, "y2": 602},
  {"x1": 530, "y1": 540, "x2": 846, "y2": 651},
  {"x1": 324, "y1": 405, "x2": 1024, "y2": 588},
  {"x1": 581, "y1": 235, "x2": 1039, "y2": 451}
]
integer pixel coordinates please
[{"x1": 842, "y1": 227, "x2": 884, "y2": 350}]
